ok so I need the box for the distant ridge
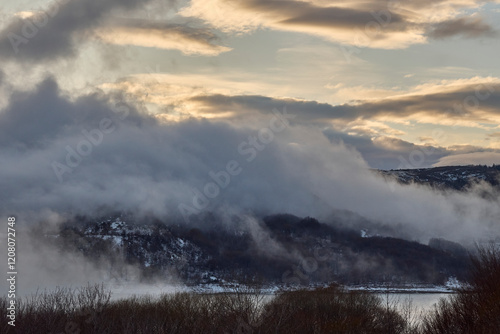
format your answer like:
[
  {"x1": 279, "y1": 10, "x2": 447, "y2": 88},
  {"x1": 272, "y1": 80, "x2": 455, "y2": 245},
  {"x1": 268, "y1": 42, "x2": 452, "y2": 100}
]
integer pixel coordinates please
[{"x1": 378, "y1": 165, "x2": 500, "y2": 190}]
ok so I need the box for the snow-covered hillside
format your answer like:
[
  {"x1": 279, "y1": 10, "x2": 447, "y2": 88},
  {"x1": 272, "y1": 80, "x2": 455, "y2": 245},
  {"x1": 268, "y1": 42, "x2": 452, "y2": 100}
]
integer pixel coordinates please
[{"x1": 379, "y1": 165, "x2": 500, "y2": 190}]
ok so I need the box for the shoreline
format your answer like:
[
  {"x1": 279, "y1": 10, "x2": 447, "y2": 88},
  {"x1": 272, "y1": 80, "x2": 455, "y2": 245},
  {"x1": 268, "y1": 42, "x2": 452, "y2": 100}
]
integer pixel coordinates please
[{"x1": 188, "y1": 283, "x2": 458, "y2": 295}]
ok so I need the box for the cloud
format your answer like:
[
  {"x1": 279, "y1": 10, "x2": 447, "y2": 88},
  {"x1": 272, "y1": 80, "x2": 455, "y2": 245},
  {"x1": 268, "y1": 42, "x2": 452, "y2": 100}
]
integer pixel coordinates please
[
  {"x1": 326, "y1": 84, "x2": 405, "y2": 103},
  {"x1": 13, "y1": 11, "x2": 36, "y2": 19},
  {"x1": 349, "y1": 78, "x2": 500, "y2": 127},
  {"x1": 99, "y1": 75, "x2": 500, "y2": 158},
  {"x1": 418, "y1": 136, "x2": 437, "y2": 143},
  {"x1": 180, "y1": 0, "x2": 498, "y2": 48},
  {"x1": 95, "y1": 74, "x2": 500, "y2": 172},
  {"x1": 187, "y1": 94, "x2": 353, "y2": 123},
  {"x1": 180, "y1": 77, "x2": 500, "y2": 128},
  {"x1": 2, "y1": 77, "x2": 500, "y2": 244},
  {"x1": 0, "y1": 0, "x2": 152, "y2": 62},
  {"x1": 323, "y1": 129, "x2": 449, "y2": 169},
  {"x1": 99, "y1": 73, "x2": 299, "y2": 119},
  {"x1": 434, "y1": 152, "x2": 500, "y2": 166},
  {"x1": 0, "y1": 77, "x2": 152, "y2": 150},
  {"x1": 94, "y1": 20, "x2": 232, "y2": 56},
  {"x1": 179, "y1": 0, "x2": 423, "y2": 49},
  {"x1": 428, "y1": 16, "x2": 496, "y2": 39},
  {"x1": 0, "y1": 0, "x2": 220, "y2": 63},
  {"x1": 99, "y1": 74, "x2": 500, "y2": 169},
  {"x1": 0, "y1": 78, "x2": 76, "y2": 149}
]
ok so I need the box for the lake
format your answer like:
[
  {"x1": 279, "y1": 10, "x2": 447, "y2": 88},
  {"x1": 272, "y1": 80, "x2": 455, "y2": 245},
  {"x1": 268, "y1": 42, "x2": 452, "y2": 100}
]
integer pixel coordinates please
[{"x1": 376, "y1": 293, "x2": 450, "y2": 324}]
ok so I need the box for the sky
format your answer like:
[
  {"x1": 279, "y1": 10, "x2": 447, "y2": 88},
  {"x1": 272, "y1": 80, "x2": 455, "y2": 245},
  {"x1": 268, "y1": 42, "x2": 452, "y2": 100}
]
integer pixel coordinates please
[
  {"x1": 1, "y1": 0, "x2": 500, "y2": 170},
  {"x1": 1, "y1": 0, "x2": 500, "y2": 241},
  {"x1": 3, "y1": 0, "x2": 500, "y2": 295}
]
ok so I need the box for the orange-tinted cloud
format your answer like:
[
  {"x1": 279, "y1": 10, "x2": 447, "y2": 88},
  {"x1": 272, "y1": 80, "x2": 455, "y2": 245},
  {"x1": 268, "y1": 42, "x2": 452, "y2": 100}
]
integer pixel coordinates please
[
  {"x1": 95, "y1": 20, "x2": 231, "y2": 56},
  {"x1": 180, "y1": 0, "x2": 497, "y2": 48},
  {"x1": 103, "y1": 75, "x2": 500, "y2": 130}
]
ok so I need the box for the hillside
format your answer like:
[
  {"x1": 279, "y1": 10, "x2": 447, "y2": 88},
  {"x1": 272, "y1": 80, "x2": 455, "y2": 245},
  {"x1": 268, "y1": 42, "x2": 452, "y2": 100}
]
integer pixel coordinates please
[
  {"x1": 48, "y1": 213, "x2": 470, "y2": 289},
  {"x1": 379, "y1": 165, "x2": 500, "y2": 190},
  {"x1": 39, "y1": 165, "x2": 499, "y2": 289}
]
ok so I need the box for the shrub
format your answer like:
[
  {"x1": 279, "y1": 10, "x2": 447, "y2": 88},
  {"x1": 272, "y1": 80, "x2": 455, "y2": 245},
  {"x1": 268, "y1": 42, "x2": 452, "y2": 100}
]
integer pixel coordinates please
[
  {"x1": 1, "y1": 283, "x2": 413, "y2": 334},
  {"x1": 421, "y1": 246, "x2": 500, "y2": 334},
  {"x1": 256, "y1": 285, "x2": 406, "y2": 334}
]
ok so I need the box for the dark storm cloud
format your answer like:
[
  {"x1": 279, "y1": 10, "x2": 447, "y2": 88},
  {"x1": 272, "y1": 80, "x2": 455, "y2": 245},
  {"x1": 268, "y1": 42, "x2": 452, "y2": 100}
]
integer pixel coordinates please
[
  {"x1": 0, "y1": 77, "x2": 312, "y2": 218},
  {"x1": 0, "y1": 77, "x2": 152, "y2": 150},
  {"x1": 0, "y1": 0, "x2": 159, "y2": 62},
  {"x1": 0, "y1": 78, "x2": 76, "y2": 149},
  {"x1": 428, "y1": 17, "x2": 496, "y2": 39}
]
